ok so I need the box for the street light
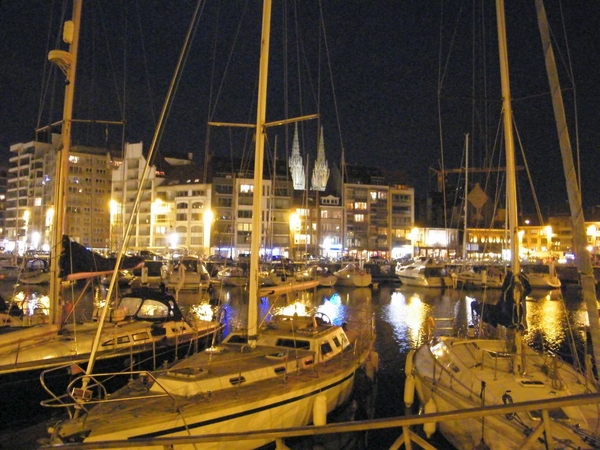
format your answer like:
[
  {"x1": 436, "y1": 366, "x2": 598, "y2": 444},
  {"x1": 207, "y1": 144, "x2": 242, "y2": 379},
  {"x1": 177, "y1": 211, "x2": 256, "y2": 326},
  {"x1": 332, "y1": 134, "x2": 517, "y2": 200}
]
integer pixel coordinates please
[
  {"x1": 289, "y1": 212, "x2": 300, "y2": 260},
  {"x1": 544, "y1": 225, "x2": 553, "y2": 257},
  {"x1": 203, "y1": 209, "x2": 214, "y2": 256}
]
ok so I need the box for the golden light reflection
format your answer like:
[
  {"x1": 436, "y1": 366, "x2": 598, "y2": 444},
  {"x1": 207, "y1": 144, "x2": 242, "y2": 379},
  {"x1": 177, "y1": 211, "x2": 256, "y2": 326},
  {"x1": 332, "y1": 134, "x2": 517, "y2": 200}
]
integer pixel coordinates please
[
  {"x1": 274, "y1": 301, "x2": 310, "y2": 317},
  {"x1": 190, "y1": 303, "x2": 215, "y2": 321},
  {"x1": 389, "y1": 291, "x2": 432, "y2": 348},
  {"x1": 526, "y1": 298, "x2": 565, "y2": 352},
  {"x1": 17, "y1": 292, "x2": 51, "y2": 316}
]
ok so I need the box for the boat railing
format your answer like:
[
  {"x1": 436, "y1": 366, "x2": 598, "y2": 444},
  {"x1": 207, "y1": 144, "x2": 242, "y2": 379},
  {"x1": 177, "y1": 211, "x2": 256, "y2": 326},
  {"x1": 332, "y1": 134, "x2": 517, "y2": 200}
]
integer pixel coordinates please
[
  {"x1": 39, "y1": 392, "x2": 600, "y2": 449},
  {"x1": 41, "y1": 341, "x2": 361, "y2": 414},
  {"x1": 40, "y1": 369, "x2": 175, "y2": 416}
]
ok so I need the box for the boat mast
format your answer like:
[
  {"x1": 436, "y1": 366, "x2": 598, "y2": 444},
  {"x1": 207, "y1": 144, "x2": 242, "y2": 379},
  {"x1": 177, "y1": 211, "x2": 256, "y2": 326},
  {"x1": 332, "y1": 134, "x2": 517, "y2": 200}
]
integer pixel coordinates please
[
  {"x1": 48, "y1": 0, "x2": 82, "y2": 325},
  {"x1": 496, "y1": 0, "x2": 526, "y2": 372},
  {"x1": 462, "y1": 133, "x2": 469, "y2": 261},
  {"x1": 535, "y1": 0, "x2": 600, "y2": 373},
  {"x1": 247, "y1": 0, "x2": 273, "y2": 348}
]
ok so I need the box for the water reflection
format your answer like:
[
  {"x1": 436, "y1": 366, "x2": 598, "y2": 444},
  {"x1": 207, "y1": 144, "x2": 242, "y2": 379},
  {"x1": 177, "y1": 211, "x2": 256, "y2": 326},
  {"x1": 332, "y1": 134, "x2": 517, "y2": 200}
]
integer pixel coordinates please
[{"x1": 0, "y1": 279, "x2": 593, "y2": 449}]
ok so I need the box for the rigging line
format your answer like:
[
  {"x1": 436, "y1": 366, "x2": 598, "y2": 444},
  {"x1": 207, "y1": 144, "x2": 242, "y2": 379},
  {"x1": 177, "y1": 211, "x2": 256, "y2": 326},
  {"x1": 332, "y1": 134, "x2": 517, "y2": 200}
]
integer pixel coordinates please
[
  {"x1": 37, "y1": 1, "x2": 69, "y2": 136},
  {"x1": 94, "y1": 0, "x2": 126, "y2": 125},
  {"x1": 208, "y1": 0, "x2": 251, "y2": 122},
  {"x1": 512, "y1": 119, "x2": 544, "y2": 226},
  {"x1": 318, "y1": 0, "x2": 344, "y2": 163},
  {"x1": 437, "y1": 1, "x2": 466, "y2": 229},
  {"x1": 556, "y1": 0, "x2": 581, "y2": 196},
  {"x1": 153, "y1": 1, "x2": 208, "y2": 163},
  {"x1": 133, "y1": 0, "x2": 157, "y2": 128}
]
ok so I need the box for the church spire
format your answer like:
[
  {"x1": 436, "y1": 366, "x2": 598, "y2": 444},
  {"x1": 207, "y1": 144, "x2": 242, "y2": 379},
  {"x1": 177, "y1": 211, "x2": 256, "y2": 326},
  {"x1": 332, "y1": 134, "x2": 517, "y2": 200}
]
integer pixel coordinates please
[
  {"x1": 311, "y1": 126, "x2": 329, "y2": 191},
  {"x1": 289, "y1": 123, "x2": 305, "y2": 190}
]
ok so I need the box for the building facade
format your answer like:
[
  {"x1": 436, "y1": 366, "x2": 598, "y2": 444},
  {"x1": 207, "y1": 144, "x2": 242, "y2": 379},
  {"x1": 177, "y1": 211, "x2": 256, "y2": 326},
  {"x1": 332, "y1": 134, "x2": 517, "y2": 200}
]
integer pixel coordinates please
[{"x1": 5, "y1": 134, "x2": 113, "y2": 253}]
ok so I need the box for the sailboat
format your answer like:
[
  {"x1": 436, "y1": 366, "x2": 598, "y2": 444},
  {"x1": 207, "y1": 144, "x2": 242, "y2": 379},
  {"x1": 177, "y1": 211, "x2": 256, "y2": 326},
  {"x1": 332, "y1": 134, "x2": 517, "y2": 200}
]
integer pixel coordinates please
[
  {"x1": 47, "y1": 1, "x2": 377, "y2": 448},
  {"x1": 408, "y1": 1, "x2": 600, "y2": 449},
  {"x1": 0, "y1": 1, "x2": 222, "y2": 389}
]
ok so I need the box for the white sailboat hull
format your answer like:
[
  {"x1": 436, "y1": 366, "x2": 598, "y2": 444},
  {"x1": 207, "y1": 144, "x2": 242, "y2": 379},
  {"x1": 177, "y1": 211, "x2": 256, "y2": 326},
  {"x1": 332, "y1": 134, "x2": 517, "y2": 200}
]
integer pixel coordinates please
[
  {"x1": 80, "y1": 365, "x2": 356, "y2": 449},
  {"x1": 411, "y1": 337, "x2": 600, "y2": 449},
  {"x1": 53, "y1": 317, "x2": 377, "y2": 449}
]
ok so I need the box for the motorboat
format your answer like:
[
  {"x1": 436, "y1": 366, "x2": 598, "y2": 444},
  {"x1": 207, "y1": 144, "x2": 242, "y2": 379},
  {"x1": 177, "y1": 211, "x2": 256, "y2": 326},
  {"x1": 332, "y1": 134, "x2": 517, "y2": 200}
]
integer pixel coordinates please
[
  {"x1": 259, "y1": 263, "x2": 295, "y2": 286},
  {"x1": 216, "y1": 265, "x2": 248, "y2": 287},
  {"x1": 450, "y1": 263, "x2": 505, "y2": 289},
  {"x1": 18, "y1": 257, "x2": 51, "y2": 285},
  {"x1": 163, "y1": 256, "x2": 212, "y2": 292},
  {"x1": 295, "y1": 264, "x2": 337, "y2": 287},
  {"x1": 521, "y1": 262, "x2": 561, "y2": 289},
  {"x1": 395, "y1": 258, "x2": 452, "y2": 288},
  {"x1": 334, "y1": 263, "x2": 372, "y2": 287}
]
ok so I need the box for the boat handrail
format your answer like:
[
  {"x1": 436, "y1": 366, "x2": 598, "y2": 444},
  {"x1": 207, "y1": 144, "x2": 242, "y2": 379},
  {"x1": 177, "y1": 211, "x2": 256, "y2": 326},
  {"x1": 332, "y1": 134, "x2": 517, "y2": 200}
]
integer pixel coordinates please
[{"x1": 39, "y1": 392, "x2": 600, "y2": 449}]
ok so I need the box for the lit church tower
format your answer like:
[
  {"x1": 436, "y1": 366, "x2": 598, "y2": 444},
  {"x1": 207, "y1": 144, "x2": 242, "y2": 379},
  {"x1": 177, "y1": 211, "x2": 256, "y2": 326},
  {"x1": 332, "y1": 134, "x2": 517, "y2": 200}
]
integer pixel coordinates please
[
  {"x1": 311, "y1": 126, "x2": 329, "y2": 191},
  {"x1": 289, "y1": 123, "x2": 305, "y2": 190}
]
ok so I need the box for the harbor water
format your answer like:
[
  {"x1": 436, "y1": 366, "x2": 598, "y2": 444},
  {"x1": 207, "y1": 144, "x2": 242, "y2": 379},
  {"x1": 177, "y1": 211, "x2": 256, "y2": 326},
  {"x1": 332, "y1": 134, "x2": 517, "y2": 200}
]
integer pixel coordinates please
[{"x1": 0, "y1": 279, "x2": 591, "y2": 449}]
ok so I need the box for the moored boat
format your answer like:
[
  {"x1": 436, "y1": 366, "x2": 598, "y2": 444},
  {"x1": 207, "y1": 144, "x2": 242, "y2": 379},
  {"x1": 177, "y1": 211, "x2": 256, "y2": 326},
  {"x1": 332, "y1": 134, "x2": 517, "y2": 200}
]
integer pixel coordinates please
[
  {"x1": 521, "y1": 261, "x2": 561, "y2": 289},
  {"x1": 334, "y1": 263, "x2": 372, "y2": 287},
  {"x1": 163, "y1": 256, "x2": 212, "y2": 293},
  {"x1": 409, "y1": 2, "x2": 600, "y2": 449},
  {"x1": 216, "y1": 265, "x2": 248, "y2": 287},
  {"x1": 396, "y1": 258, "x2": 452, "y2": 288},
  {"x1": 45, "y1": 1, "x2": 378, "y2": 447}
]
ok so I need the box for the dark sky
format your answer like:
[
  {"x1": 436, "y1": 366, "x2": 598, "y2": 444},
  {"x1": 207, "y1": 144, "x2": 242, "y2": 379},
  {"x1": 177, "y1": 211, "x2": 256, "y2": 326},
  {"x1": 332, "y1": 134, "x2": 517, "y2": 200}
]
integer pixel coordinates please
[{"x1": 1, "y1": 1, "x2": 599, "y2": 215}]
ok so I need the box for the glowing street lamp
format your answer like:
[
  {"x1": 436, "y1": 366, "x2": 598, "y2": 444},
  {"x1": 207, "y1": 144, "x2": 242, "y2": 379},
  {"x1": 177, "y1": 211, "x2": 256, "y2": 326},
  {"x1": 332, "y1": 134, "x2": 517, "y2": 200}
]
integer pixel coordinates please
[
  {"x1": 203, "y1": 209, "x2": 214, "y2": 255},
  {"x1": 169, "y1": 231, "x2": 179, "y2": 249},
  {"x1": 544, "y1": 225, "x2": 553, "y2": 255}
]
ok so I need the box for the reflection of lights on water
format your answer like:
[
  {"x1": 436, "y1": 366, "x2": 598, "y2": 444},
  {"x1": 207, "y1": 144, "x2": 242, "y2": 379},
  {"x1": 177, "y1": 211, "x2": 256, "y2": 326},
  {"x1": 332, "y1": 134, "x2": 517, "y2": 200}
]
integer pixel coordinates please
[
  {"x1": 465, "y1": 295, "x2": 477, "y2": 325},
  {"x1": 273, "y1": 302, "x2": 310, "y2": 317},
  {"x1": 326, "y1": 293, "x2": 341, "y2": 306},
  {"x1": 318, "y1": 298, "x2": 343, "y2": 325},
  {"x1": 14, "y1": 291, "x2": 51, "y2": 316},
  {"x1": 190, "y1": 303, "x2": 215, "y2": 321},
  {"x1": 388, "y1": 291, "x2": 432, "y2": 348},
  {"x1": 526, "y1": 298, "x2": 565, "y2": 352}
]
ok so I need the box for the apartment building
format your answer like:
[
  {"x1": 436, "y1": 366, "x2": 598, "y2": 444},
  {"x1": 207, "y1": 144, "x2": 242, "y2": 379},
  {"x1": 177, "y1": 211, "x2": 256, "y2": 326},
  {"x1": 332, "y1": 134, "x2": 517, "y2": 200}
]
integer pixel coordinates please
[{"x1": 5, "y1": 134, "x2": 113, "y2": 253}]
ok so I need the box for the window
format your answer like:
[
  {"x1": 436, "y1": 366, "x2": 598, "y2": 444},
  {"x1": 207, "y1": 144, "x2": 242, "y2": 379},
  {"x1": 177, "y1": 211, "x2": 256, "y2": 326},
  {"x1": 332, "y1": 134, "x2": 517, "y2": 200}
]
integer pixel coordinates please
[
  {"x1": 133, "y1": 332, "x2": 150, "y2": 342},
  {"x1": 321, "y1": 341, "x2": 333, "y2": 358},
  {"x1": 275, "y1": 338, "x2": 311, "y2": 349},
  {"x1": 239, "y1": 184, "x2": 253, "y2": 194}
]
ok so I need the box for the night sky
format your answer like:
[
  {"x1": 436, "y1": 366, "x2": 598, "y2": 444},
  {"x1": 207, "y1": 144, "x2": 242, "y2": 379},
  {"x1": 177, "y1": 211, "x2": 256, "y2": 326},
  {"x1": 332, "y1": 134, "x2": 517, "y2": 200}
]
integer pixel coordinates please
[{"x1": 1, "y1": 1, "x2": 599, "y2": 214}]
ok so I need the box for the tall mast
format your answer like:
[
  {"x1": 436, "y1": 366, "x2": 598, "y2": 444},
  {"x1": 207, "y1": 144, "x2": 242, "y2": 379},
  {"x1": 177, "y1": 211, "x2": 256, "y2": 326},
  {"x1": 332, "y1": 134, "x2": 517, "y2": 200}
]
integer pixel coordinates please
[
  {"x1": 535, "y1": 0, "x2": 600, "y2": 375},
  {"x1": 496, "y1": 0, "x2": 526, "y2": 374},
  {"x1": 247, "y1": 0, "x2": 273, "y2": 348},
  {"x1": 48, "y1": 0, "x2": 82, "y2": 325},
  {"x1": 462, "y1": 133, "x2": 469, "y2": 260}
]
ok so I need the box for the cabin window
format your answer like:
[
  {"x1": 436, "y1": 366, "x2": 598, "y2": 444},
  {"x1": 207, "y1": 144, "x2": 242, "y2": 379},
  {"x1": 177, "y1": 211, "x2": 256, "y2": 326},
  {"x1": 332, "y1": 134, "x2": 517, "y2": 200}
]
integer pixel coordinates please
[
  {"x1": 229, "y1": 376, "x2": 246, "y2": 386},
  {"x1": 102, "y1": 335, "x2": 131, "y2": 346},
  {"x1": 321, "y1": 341, "x2": 334, "y2": 357},
  {"x1": 133, "y1": 332, "x2": 150, "y2": 341},
  {"x1": 137, "y1": 299, "x2": 169, "y2": 319},
  {"x1": 332, "y1": 336, "x2": 342, "y2": 348},
  {"x1": 276, "y1": 338, "x2": 310, "y2": 349},
  {"x1": 274, "y1": 367, "x2": 286, "y2": 375}
]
